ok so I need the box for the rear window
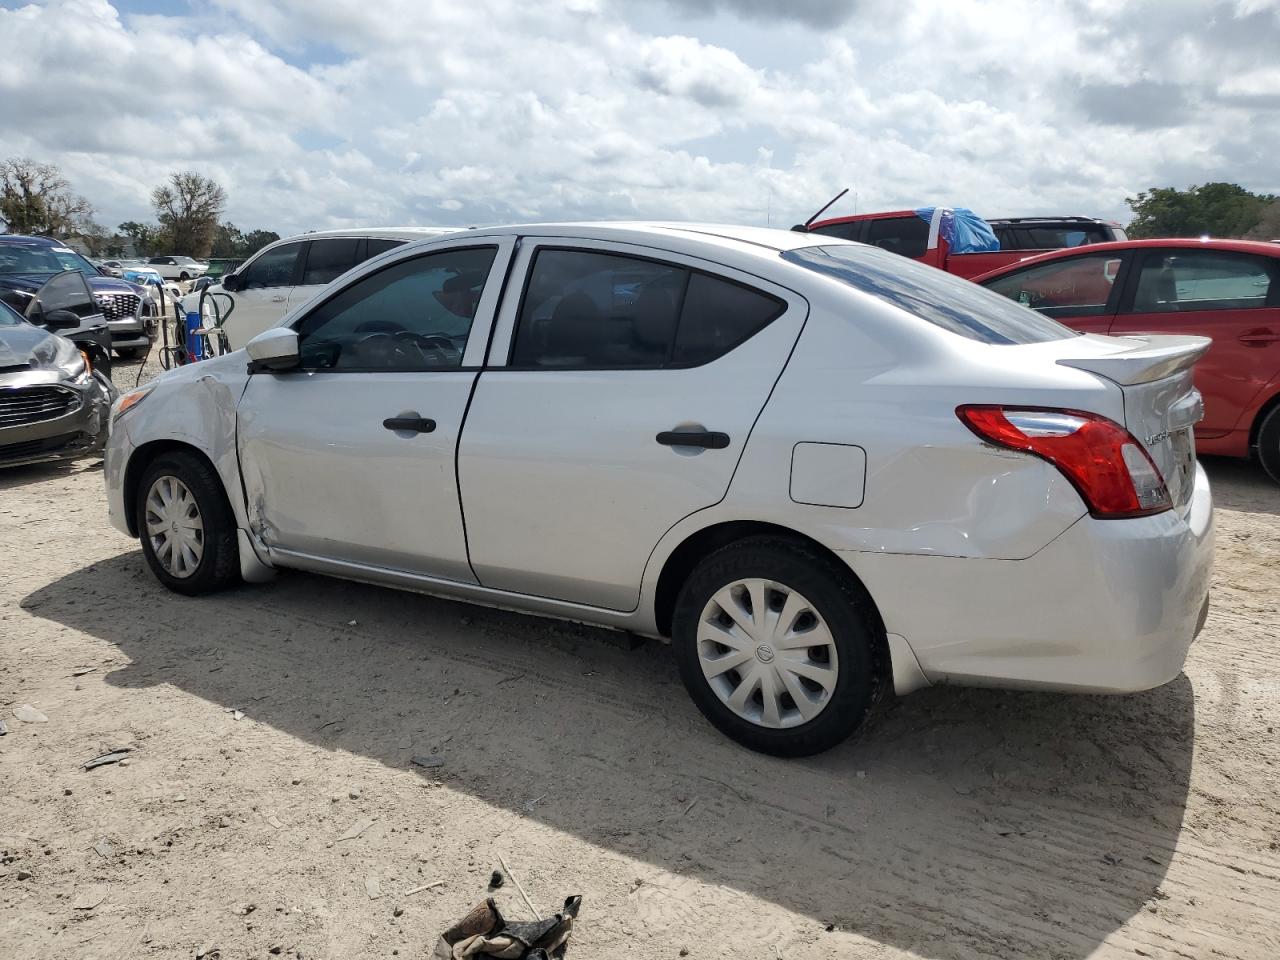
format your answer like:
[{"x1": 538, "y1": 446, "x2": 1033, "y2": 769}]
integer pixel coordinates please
[{"x1": 783, "y1": 244, "x2": 1078, "y2": 345}]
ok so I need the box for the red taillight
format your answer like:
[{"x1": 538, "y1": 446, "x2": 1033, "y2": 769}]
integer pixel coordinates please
[{"x1": 956, "y1": 405, "x2": 1172, "y2": 519}]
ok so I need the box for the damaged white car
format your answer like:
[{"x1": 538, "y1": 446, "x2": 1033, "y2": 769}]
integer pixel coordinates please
[{"x1": 104, "y1": 223, "x2": 1214, "y2": 755}]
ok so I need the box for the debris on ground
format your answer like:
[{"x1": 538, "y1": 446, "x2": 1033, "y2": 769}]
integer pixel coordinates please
[
  {"x1": 13, "y1": 704, "x2": 49, "y2": 723},
  {"x1": 195, "y1": 942, "x2": 219, "y2": 959},
  {"x1": 365, "y1": 876, "x2": 383, "y2": 900},
  {"x1": 74, "y1": 884, "x2": 108, "y2": 910},
  {"x1": 434, "y1": 895, "x2": 581, "y2": 959},
  {"x1": 71, "y1": 667, "x2": 96, "y2": 677},
  {"x1": 336, "y1": 818, "x2": 376, "y2": 842},
  {"x1": 404, "y1": 881, "x2": 446, "y2": 897},
  {"x1": 411, "y1": 755, "x2": 445, "y2": 769},
  {"x1": 0, "y1": 718, "x2": 7, "y2": 735},
  {"x1": 225, "y1": 708, "x2": 245, "y2": 721},
  {"x1": 92, "y1": 838, "x2": 113, "y2": 859},
  {"x1": 489, "y1": 870, "x2": 505, "y2": 889},
  {"x1": 82, "y1": 748, "x2": 132, "y2": 771}
]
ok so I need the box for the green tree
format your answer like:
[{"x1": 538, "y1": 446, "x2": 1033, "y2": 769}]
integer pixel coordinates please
[
  {"x1": 1245, "y1": 200, "x2": 1280, "y2": 241},
  {"x1": 1126, "y1": 183, "x2": 1278, "y2": 239},
  {"x1": 151, "y1": 171, "x2": 227, "y2": 257},
  {"x1": 117, "y1": 220, "x2": 163, "y2": 257},
  {"x1": 210, "y1": 221, "x2": 279, "y2": 258},
  {"x1": 0, "y1": 157, "x2": 94, "y2": 236}
]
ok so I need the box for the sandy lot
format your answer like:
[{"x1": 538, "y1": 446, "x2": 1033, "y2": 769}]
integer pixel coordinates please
[{"x1": 2, "y1": 355, "x2": 1279, "y2": 960}]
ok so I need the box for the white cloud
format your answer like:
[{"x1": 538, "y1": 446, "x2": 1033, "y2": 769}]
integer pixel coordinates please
[{"x1": 0, "y1": 0, "x2": 1277, "y2": 238}]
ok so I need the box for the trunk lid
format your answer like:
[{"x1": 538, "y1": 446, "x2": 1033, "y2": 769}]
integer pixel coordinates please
[{"x1": 1057, "y1": 334, "x2": 1209, "y2": 509}]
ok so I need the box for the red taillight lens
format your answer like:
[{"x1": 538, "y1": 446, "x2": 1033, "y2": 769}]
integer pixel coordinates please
[{"x1": 956, "y1": 405, "x2": 1172, "y2": 519}]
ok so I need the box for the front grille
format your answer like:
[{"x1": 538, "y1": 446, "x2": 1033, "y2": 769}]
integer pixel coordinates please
[
  {"x1": 0, "y1": 386, "x2": 80, "y2": 427},
  {"x1": 96, "y1": 293, "x2": 141, "y2": 321},
  {"x1": 0, "y1": 432, "x2": 82, "y2": 464}
]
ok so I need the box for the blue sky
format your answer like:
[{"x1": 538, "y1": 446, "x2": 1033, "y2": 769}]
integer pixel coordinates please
[{"x1": 2, "y1": 0, "x2": 1278, "y2": 237}]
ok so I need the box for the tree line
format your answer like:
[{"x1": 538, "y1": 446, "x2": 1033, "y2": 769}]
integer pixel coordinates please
[
  {"x1": 0, "y1": 157, "x2": 279, "y2": 259},
  {"x1": 3, "y1": 155, "x2": 1279, "y2": 256}
]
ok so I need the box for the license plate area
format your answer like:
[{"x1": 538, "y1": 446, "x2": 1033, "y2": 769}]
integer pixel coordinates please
[{"x1": 1169, "y1": 427, "x2": 1195, "y2": 508}]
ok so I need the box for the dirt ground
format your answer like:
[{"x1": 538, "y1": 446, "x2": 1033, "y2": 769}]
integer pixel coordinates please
[{"x1": 2, "y1": 354, "x2": 1279, "y2": 960}]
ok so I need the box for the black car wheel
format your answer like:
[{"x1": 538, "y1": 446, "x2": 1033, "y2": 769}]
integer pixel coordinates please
[
  {"x1": 1258, "y1": 405, "x2": 1280, "y2": 485},
  {"x1": 672, "y1": 536, "x2": 886, "y2": 757},
  {"x1": 136, "y1": 452, "x2": 240, "y2": 595}
]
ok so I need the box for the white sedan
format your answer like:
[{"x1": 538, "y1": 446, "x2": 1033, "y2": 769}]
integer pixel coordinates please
[{"x1": 104, "y1": 223, "x2": 1214, "y2": 755}]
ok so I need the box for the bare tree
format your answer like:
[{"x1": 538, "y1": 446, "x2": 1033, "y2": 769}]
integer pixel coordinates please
[
  {"x1": 151, "y1": 171, "x2": 228, "y2": 257},
  {"x1": 0, "y1": 157, "x2": 94, "y2": 237}
]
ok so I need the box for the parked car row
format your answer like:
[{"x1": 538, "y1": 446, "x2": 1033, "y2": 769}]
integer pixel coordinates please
[{"x1": 105, "y1": 222, "x2": 1213, "y2": 756}]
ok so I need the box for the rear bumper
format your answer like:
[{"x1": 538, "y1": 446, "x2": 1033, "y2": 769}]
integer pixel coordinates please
[{"x1": 846, "y1": 462, "x2": 1215, "y2": 694}]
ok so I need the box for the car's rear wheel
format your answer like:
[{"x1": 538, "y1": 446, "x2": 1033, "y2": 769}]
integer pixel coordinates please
[
  {"x1": 1258, "y1": 405, "x2": 1280, "y2": 485},
  {"x1": 137, "y1": 452, "x2": 239, "y2": 595},
  {"x1": 672, "y1": 537, "x2": 885, "y2": 756},
  {"x1": 179, "y1": 271, "x2": 191, "y2": 281}
]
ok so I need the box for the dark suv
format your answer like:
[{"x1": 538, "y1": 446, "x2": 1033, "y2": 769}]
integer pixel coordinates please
[
  {"x1": 0, "y1": 234, "x2": 158, "y2": 358},
  {"x1": 986, "y1": 217, "x2": 1127, "y2": 252}
]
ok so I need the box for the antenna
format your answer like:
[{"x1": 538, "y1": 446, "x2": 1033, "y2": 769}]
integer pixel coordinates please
[{"x1": 801, "y1": 188, "x2": 850, "y2": 229}]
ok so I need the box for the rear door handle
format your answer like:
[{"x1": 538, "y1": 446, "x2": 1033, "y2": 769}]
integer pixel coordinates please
[
  {"x1": 1239, "y1": 329, "x2": 1280, "y2": 346},
  {"x1": 383, "y1": 416, "x2": 436, "y2": 434},
  {"x1": 656, "y1": 430, "x2": 730, "y2": 449}
]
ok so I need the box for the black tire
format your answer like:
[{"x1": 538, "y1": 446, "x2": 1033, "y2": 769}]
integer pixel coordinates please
[
  {"x1": 179, "y1": 271, "x2": 190, "y2": 281},
  {"x1": 136, "y1": 451, "x2": 240, "y2": 595},
  {"x1": 672, "y1": 536, "x2": 886, "y2": 757},
  {"x1": 1258, "y1": 405, "x2": 1280, "y2": 485},
  {"x1": 115, "y1": 347, "x2": 144, "y2": 360}
]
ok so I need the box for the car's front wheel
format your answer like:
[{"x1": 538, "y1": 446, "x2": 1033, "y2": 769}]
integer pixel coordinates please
[
  {"x1": 179, "y1": 271, "x2": 191, "y2": 281},
  {"x1": 136, "y1": 452, "x2": 240, "y2": 595},
  {"x1": 672, "y1": 537, "x2": 885, "y2": 756}
]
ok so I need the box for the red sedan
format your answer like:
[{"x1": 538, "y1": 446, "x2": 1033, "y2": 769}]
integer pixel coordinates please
[{"x1": 975, "y1": 238, "x2": 1280, "y2": 481}]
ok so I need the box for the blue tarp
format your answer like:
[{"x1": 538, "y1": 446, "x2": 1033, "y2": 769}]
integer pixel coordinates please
[{"x1": 913, "y1": 207, "x2": 1001, "y2": 253}]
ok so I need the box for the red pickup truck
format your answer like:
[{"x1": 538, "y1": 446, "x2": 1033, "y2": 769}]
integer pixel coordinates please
[{"x1": 804, "y1": 208, "x2": 1126, "y2": 279}]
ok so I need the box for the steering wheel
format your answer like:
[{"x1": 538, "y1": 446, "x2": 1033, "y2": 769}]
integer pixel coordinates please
[
  {"x1": 392, "y1": 331, "x2": 461, "y2": 364},
  {"x1": 354, "y1": 331, "x2": 415, "y2": 365}
]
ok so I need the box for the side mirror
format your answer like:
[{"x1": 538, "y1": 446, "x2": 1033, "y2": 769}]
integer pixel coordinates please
[
  {"x1": 245, "y1": 327, "x2": 299, "y2": 372},
  {"x1": 221, "y1": 272, "x2": 241, "y2": 292},
  {"x1": 43, "y1": 308, "x2": 82, "y2": 330}
]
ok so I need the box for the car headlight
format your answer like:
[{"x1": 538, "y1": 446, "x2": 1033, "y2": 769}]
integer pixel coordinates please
[
  {"x1": 47, "y1": 336, "x2": 90, "y2": 384},
  {"x1": 112, "y1": 386, "x2": 153, "y2": 422}
]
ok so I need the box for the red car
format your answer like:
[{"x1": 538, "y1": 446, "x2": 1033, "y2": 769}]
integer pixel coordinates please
[{"x1": 975, "y1": 238, "x2": 1280, "y2": 481}]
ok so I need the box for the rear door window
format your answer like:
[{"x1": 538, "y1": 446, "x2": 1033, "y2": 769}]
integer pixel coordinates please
[
  {"x1": 785, "y1": 244, "x2": 1076, "y2": 344},
  {"x1": 301, "y1": 237, "x2": 362, "y2": 286},
  {"x1": 367, "y1": 238, "x2": 407, "y2": 258},
  {"x1": 510, "y1": 248, "x2": 784, "y2": 368},
  {"x1": 863, "y1": 216, "x2": 929, "y2": 258},
  {"x1": 1130, "y1": 250, "x2": 1276, "y2": 313},
  {"x1": 983, "y1": 252, "x2": 1124, "y2": 318}
]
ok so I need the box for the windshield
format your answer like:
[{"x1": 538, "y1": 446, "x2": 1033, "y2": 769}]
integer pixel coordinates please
[
  {"x1": 0, "y1": 242, "x2": 101, "y2": 279},
  {"x1": 0, "y1": 299, "x2": 25, "y2": 326},
  {"x1": 782, "y1": 244, "x2": 1078, "y2": 345}
]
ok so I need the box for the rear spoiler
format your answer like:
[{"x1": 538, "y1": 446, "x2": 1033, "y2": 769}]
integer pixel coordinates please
[{"x1": 1057, "y1": 335, "x2": 1210, "y2": 386}]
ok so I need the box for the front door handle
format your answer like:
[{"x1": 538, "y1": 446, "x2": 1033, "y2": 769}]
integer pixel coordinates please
[
  {"x1": 383, "y1": 416, "x2": 436, "y2": 434},
  {"x1": 656, "y1": 430, "x2": 730, "y2": 449},
  {"x1": 1239, "y1": 328, "x2": 1280, "y2": 346},
  {"x1": 271, "y1": 295, "x2": 287, "y2": 303}
]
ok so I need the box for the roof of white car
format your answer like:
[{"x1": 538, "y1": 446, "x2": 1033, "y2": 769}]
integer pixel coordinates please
[
  {"x1": 472, "y1": 221, "x2": 841, "y2": 253},
  {"x1": 284, "y1": 226, "x2": 459, "y2": 241}
]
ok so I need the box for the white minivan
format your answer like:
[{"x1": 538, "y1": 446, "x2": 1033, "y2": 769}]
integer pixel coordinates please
[{"x1": 209, "y1": 228, "x2": 457, "y2": 348}]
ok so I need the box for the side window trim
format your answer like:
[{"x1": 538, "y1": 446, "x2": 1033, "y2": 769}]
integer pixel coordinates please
[{"x1": 500, "y1": 242, "x2": 788, "y2": 371}]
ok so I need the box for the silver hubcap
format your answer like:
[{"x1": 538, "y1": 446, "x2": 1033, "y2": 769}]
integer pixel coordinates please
[
  {"x1": 144, "y1": 475, "x2": 204, "y2": 578},
  {"x1": 697, "y1": 578, "x2": 839, "y2": 729}
]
